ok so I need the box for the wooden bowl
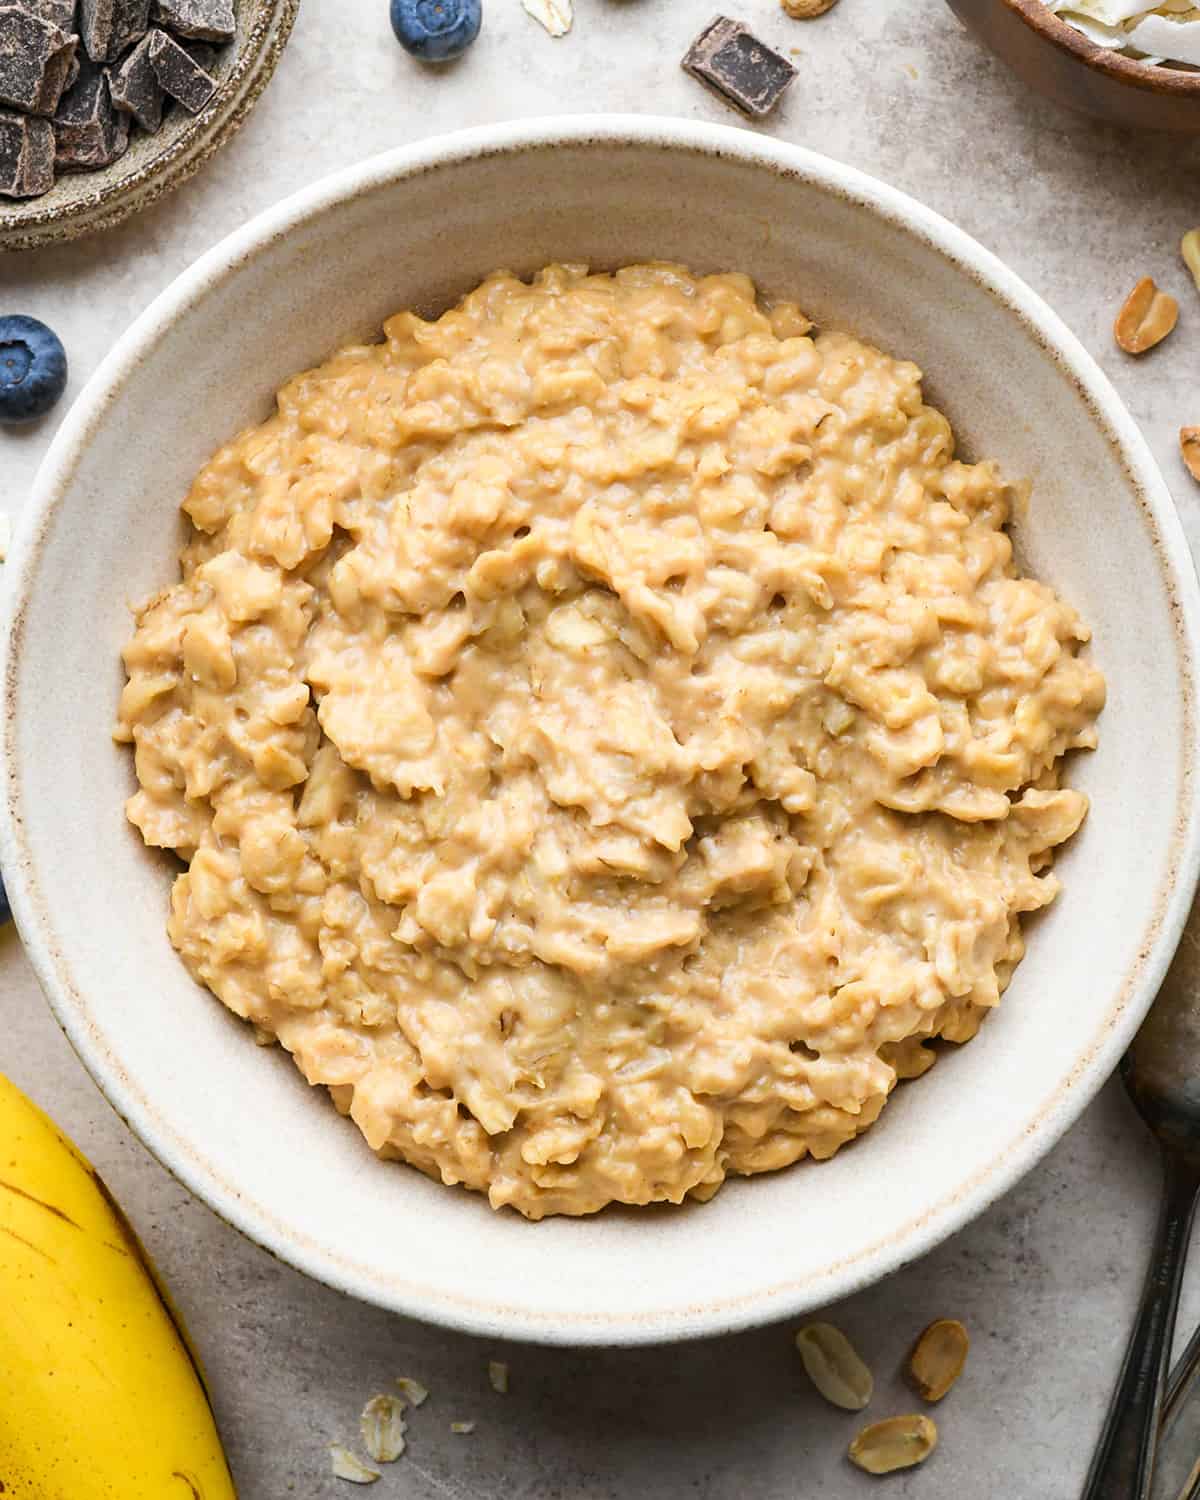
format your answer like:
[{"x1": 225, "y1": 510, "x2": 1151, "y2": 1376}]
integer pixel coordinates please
[
  {"x1": 945, "y1": 0, "x2": 1200, "y2": 132},
  {"x1": 0, "y1": 0, "x2": 298, "y2": 253}
]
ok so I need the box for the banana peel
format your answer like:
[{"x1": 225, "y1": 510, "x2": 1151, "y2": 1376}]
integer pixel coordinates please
[{"x1": 0, "y1": 1072, "x2": 237, "y2": 1499}]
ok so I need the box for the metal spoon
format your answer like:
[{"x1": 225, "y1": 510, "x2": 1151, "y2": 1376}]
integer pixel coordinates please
[
  {"x1": 1153, "y1": 1321, "x2": 1200, "y2": 1500},
  {"x1": 1082, "y1": 915, "x2": 1200, "y2": 1500}
]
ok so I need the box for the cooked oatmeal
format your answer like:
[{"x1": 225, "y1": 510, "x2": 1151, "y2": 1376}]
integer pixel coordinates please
[{"x1": 116, "y1": 264, "x2": 1105, "y2": 1219}]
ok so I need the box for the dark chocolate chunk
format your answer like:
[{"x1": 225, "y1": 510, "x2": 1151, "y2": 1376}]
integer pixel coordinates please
[
  {"x1": 182, "y1": 37, "x2": 217, "y2": 70},
  {"x1": 147, "y1": 26, "x2": 215, "y2": 112},
  {"x1": 79, "y1": 0, "x2": 150, "y2": 62},
  {"x1": 682, "y1": 16, "x2": 797, "y2": 119},
  {"x1": 0, "y1": 108, "x2": 54, "y2": 197},
  {"x1": 110, "y1": 0, "x2": 150, "y2": 55},
  {"x1": 107, "y1": 27, "x2": 163, "y2": 130},
  {"x1": 23, "y1": 0, "x2": 78, "y2": 31},
  {"x1": 0, "y1": 7, "x2": 77, "y2": 115},
  {"x1": 151, "y1": 0, "x2": 233, "y2": 43},
  {"x1": 77, "y1": 0, "x2": 111, "y2": 56},
  {"x1": 54, "y1": 54, "x2": 127, "y2": 169}
]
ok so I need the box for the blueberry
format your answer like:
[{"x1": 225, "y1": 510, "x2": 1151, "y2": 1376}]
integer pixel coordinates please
[
  {"x1": 0, "y1": 316, "x2": 68, "y2": 425},
  {"x1": 390, "y1": 0, "x2": 481, "y2": 61}
]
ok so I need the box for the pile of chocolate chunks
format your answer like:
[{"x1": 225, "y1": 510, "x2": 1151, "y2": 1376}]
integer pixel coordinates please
[{"x1": 0, "y1": 0, "x2": 237, "y2": 199}]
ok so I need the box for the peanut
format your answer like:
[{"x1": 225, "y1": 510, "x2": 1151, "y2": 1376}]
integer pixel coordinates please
[
  {"x1": 1181, "y1": 427, "x2": 1200, "y2": 484},
  {"x1": 1114, "y1": 277, "x2": 1178, "y2": 355},
  {"x1": 782, "y1": 0, "x2": 840, "y2": 15},
  {"x1": 907, "y1": 1318, "x2": 969, "y2": 1403},
  {"x1": 849, "y1": 1415, "x2": 938, "y2": 1476},
  {"x1": 795, "y1": 1323, "x2": 874, "y2": 1411}
]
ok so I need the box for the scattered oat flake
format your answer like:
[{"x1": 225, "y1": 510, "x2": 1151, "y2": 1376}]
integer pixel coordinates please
[
  {"x1": 1181, "y1": 228, "x2": 1200, "y2": 294},
  {"x1": 329, "y1": 1446, "x2": 381, "y2": 1484},
  {"x1": 488, "y1": 1360, "x2": 510, "y2": 1394},
  {"x1": 395, "y1": 1376, "x2": 429, "y2": 1407},
  {"x1": 522, "y1": 0, "x2": 572, "y2": 36},
  {"x1": 360, "y1": 1394, "x2": 408, "y2": 1464},
  {"x1": 450, "y1": 1420, "x2": 477, "y2": 1435}
]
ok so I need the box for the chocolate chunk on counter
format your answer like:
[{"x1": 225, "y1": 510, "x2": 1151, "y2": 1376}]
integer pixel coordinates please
[
  {"x1": 682, "y1": 16, "x2": 796, "y2": 119},
  {"x1": 151, "y1": 0, "x2": 233, "y2": 43},
  {"x1": 79, "y1": 0, "x2": 150, "y2": 61},
  {"x1": 54, "y1": 53, "x2": 127, "y2": 168},
  {"x1": 108, "y1": 28, "x2": 163, "y2": 129},
  {"x1": 148, "y1": 26, "x2": 214, "y2": 112},
  {"x1": 0, "y1": 8, "x2": 77, "y2": 115},
  {"x1": 0, "y1": 108, "x2": 54, "y2": 196}
]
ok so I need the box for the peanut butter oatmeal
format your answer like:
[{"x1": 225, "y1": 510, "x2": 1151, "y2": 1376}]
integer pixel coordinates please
[{"x1": 116, "y1": 264, "x2": 1105, "y2": 1219}]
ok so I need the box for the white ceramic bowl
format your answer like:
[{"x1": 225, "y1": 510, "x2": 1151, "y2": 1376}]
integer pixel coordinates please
[{"x1": 5, "y1": 117, "x2": 1199, "y2": 1346}]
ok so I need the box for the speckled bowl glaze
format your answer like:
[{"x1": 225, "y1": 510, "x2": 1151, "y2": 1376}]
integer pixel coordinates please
[
  {"x1": 0, "y1": 0, "x2": 298, "y2": 252},
  {"x1": 4, "y1": 117, "x2": 1200, "y2": 1345}
]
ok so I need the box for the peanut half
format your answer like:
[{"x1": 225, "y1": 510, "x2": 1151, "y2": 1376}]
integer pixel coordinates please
[
  {"x1": 849, "y1": 1415, "x2": 938, "y2": 1476},
  {"x1": 907, "y1": 1318, "x2": 969, "y2": 1403},
  {"x1": 1181, "y1": 428, "x2": 1200, "y2": 484},
  {"x1": 1114, "y1": 277, "x2": 1178, "y2": 355},
  {"x1": 795, "y1": 1322, "x2": 874, "y2": 1411},
  {"x1": 1181, "y1": 229, "x2": 1200, "y2": 296}
]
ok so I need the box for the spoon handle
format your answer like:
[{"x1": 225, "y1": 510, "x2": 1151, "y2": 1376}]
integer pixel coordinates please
[
  {"x1": 1083, "y1": 1152, "x2": 1200, "y2": 1500},
  {"x1": 1164, "y1": 1321, "x2": 1200, "y2": 1436},
  {"x1": 1149, "y1": 1321, "x2": 1200, "y2": 1499}
]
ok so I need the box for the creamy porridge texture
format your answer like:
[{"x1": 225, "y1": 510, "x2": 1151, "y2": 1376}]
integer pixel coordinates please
[{"x1": 117, "y1": 264, "x2": 1105, "y2": 1219}]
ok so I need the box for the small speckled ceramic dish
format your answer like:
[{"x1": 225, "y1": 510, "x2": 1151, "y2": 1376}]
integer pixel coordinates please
[
  {"x1": 4, "y1": 117, "x2": 1200, "y2": 1345},
  {"x1": 0, "y1": 0, "x2": 298, "y2": 252}
]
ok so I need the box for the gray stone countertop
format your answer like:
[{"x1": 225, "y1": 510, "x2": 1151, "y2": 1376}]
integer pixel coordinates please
[{"x1": 4, "y1": 1, "x2": 1200, "y2": 1495}]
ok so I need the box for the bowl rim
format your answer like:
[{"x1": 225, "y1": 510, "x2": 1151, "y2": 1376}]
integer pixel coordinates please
[
  {"x1": 997, "y1": 0, "x2": 1200, "y2": 95},
  {"x1": 5, "y1": 113, "x2": 1200, "y2": 1345}
]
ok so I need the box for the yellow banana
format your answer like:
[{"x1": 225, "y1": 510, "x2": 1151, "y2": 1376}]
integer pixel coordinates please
[{"x1": 0, "y1": 1073, "x2": 237, "y2": 1499}]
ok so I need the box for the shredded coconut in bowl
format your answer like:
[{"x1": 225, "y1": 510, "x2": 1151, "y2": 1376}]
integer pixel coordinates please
[{"x1": 1044, "y1": 1, "x2": 1200, "y2": 68}]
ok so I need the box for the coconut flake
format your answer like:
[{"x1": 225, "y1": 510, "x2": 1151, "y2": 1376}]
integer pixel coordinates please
[
  {"x1": 1046, "y1": 0, "x2": 1200, "y2": 61},
  {"x1": 522, "y1": 0, "x2": 572, "y2": 37},
  {"x1": 1127, "y1": 12, "x2": 1200, "y2": 61},
  {"x1": 1059, "y1": 0, "x2": 1158, "y2": 21},
  {"x1": 1055, "y1": 9, "x2": 1130, "y2": 43},
  {"x1": 329, "y1": 1446, "x2": 381, "y2": 1484}
]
